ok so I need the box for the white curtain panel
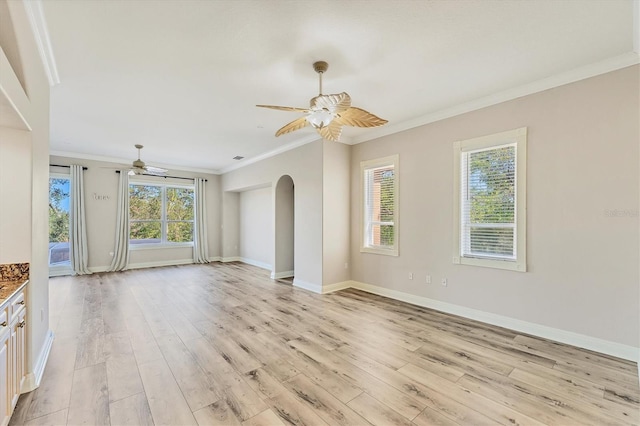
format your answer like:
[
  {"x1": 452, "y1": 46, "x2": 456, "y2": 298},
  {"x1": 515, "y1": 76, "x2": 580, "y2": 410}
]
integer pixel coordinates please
[
  {"x1": 108, "y1": 171, "x2": 130, "y2": 271},
  {"x1": 69, "y1": 165, "x2": 92, "y2": 275},
  {"x1": 193, "y1": 177, "x2": 209, "y2": 263}
]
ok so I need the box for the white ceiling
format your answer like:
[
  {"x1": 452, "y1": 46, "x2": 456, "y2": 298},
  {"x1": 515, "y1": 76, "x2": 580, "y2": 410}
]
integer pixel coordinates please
[{"x1": 41, "y1": 0, "x2": 637, "y2": 174}]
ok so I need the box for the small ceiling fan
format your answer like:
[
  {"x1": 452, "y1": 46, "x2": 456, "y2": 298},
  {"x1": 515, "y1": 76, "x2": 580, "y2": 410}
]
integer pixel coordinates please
[
  {"x1": 125, "y1": 144, "x2": 168, "y2": 176},
  {"x1": 257, "y1": 61, "x2": 388, "y2": 142}
]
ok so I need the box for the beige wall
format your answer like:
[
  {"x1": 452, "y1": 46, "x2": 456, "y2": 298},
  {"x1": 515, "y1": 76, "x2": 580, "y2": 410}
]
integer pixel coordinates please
[
  {"x1": 350, "y1": 65, "x2": 639, "y2": 348},
  {"x1": 49, "y1": 156, "x2": 221, "y2": 269},
  {"x1": 222, "y1": 141, "x2": 323, "y2": 288},
  {"x1": 0, "y1": 128, "x2": 31, "y2": 262},
  {"x1": 239, "y1": 186, "x2": 273, "y2": 268},
  {"x1": 221, "y1": 190, "x2": 239, "y2": 259},
  {"x1": 1, "y1": 0, "x2": 52, "y2": 388},
  {"x1": 322, "y1": 140, "x2": 351, "y2": 286}
]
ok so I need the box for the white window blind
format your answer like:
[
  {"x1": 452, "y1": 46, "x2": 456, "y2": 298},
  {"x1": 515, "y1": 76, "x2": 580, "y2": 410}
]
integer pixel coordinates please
[
  {"x1": 461, "y1": 144, "x2": 516, "y2": 260},
  {"x1": 453, "y1": 127, "x2": 526, "y2": 271},
  {"x1": 361, "y1": 155, "x2": 398, "y2": 256}
]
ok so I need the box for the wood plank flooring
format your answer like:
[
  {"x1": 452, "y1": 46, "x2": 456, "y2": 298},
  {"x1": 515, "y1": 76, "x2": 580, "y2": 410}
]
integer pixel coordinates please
[{"x1": 9, "y1": 262, "x2": 640, "y2": 425}]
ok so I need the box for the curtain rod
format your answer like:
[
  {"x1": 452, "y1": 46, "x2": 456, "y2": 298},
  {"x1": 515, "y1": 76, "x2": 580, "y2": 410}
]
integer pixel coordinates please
[
  {"x1": 115, "y1": 170, "x2": 206, "y2": 182},
  {"x1": 50, "y1": 164, "x2": 88, "y2": 170}
]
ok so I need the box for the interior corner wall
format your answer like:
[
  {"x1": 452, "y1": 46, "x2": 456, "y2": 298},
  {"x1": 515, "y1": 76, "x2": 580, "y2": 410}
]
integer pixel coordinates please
[
  {"x1": 239, "y1": 186, "x2": 273, "y2": 269},
  {"x1": 0, "y1": 128, "x2": 31, "y2": 262},
  {"x1": 350, "y1": 65, "x2": 640, "y2": 349},
  {"x1": 274, "y1": 175, "x2": 295, "y2": 276},
  {"x1": 222, "y1": 140, "x2": 323, "y2": 288},
  {"x1": 322, "y1": 140, "x2": 351, "y2": 286},
  {"x1": 49, "y1": 156, "x2": 221, "y2": 270},
  {"x1": 221, "y1": 190, "x2": 239, "y2": 259}
]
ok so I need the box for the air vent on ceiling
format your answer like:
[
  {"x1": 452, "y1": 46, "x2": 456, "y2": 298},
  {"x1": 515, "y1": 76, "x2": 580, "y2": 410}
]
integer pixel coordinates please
[{"x1": 232, "y1": 156, "x2": 244, "y2": 160}]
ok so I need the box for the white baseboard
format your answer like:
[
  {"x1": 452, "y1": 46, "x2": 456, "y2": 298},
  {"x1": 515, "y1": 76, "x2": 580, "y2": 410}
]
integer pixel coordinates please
[
  {"x1": 346, "y1": 281, "x2": 638, "y2": 362},
  {"x1": 271, "y1": 270, "x2": 294, "y2": 279},
  {"x1": 208, "y1": 256, "x2": 221, "y2": 262},
  {"x1": 322, "y1": 280, "x2": 355, "y2": 294},
  {"x1": 22, "y1": 329, "x2": 54, "y2": 392},
  {"x1": 293, "y1": 278, "x2": 323, "y2": 294},
  {"x1": 89, "y1": 259, "x2": 195, "y2": 273},
  {"x1": 239, "y1": 257, "x2": 271, "y2": 271},
  {"x1": 221, "y1": 256, "x2": 241, "y2": 262}
]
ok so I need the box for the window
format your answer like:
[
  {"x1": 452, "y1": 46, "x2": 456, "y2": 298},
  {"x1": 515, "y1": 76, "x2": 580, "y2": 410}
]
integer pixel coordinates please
[
  {"x1": 129, "y1": 183, "x2": 194, "y2": 246},
  {"x1": 361, "y1": 155, "x2": 399, "y2": 256},
  {"x1": 49, "y1": 174, "x2": 71, "y2": 274},
  {"x1": 453, "y1": 127, "x2": 527, "y2": 271}
]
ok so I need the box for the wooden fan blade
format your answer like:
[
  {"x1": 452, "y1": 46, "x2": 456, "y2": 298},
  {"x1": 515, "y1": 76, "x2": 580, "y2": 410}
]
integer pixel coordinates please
[
  {"x1": 311, "y1": 92, "x2": 351, "y2": 113},
  {"x1": 256, "y1": 104, "x2": 309, "y2": 113},
  {"x1": 335, "y1": 106, "x2": 388, "y2": 128},
  {"x1": 145, "y1": 166, "x2": 168, "y2": 175},
  {"x1": 275, "y1": 116, "x2": 309, "y2": 137},
  {"x1": 316, "y1": 121, "x2": 343, "y2": 142}
]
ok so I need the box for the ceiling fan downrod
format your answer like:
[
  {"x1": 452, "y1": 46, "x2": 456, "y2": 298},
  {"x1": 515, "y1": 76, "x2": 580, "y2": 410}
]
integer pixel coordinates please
[{"x1": 313, "y1": 61, "x2": 328, "y2": 95}]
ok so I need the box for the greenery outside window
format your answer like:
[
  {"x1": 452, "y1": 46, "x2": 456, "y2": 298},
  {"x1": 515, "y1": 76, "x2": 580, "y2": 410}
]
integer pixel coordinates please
[
  {"x1": 129, "y1": 183, "x2": 194, "y2": 247},
  {"x1": 49, "y1": 174, "x2": 72, "y2": 275},
  {"x1": 361, "y1": 154, "x2": 399, "y2": 256},
  {"x1": 453, "y1": 127, "x2": 527, "y2": 271}
]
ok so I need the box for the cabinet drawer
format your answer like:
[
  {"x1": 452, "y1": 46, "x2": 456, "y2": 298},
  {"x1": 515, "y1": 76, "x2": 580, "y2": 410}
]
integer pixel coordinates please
[{"x1": 10, "y1": 291, "x2": 25, "y2": 321}]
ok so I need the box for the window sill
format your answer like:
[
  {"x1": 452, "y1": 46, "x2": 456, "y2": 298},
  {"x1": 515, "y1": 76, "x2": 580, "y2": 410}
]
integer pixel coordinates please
[
  {"x1": 453, "y1": 255, "x2": 526, "y2": 272},
  {"x1": 360, "y1": 246, "x2": 398, "y2": 257},
  {"x1": 49, "y1": 265, "x2": 73, "y2": 277},
  {"x1": 129, "y1": 243, "x2": 194, "y2": 251}
]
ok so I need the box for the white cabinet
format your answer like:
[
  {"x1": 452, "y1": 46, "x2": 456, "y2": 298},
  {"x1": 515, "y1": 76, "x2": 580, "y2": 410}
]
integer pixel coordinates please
[
  {"x1": 0, "y1": 326, "x2": 9, "y2": 426},
  {"x1": 10, "y1": 308, "x2": 25, "y2": 410},
  {"x1": 0, "y1": 284, "x2": 27, "y2": 426}
]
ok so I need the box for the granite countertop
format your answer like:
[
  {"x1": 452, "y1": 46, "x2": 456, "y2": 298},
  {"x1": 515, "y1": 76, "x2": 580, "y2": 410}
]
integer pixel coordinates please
[
  {"x1": 0, "y1": 279, "x2": 28, "y2": 305},
  {"x1": 0, "y1": 263, "x2": 29, "y2": 304}
]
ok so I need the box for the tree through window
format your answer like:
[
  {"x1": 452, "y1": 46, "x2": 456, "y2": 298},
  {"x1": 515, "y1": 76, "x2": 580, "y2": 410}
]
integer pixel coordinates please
[
  {"x1": 453, "y1": 127, "x2": 527, "y2": 271},
  {"x1": 129, "y1": 183, "x2": 194, "y2": 245},
  {"x1": 49, "y1": 176, "x2": 71, "y2": 268}
]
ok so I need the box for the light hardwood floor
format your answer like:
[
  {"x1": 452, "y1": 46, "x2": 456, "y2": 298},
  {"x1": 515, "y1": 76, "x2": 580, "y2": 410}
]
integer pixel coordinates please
[{"x1": 9, "y1": 262, "x2": 640, "y2": 425}]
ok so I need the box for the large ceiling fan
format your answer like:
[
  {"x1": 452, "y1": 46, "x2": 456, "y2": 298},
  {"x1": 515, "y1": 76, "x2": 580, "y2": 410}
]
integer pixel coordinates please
[
  {"x1": 124, "y1": 144, "x2": 168, "y2": 176},
  {"x1": 257, "y1": 61, "x2": 388, "y2": 142}
]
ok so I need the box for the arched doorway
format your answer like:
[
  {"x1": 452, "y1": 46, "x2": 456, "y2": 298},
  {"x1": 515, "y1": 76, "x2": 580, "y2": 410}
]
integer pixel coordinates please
[{"x1": 272, "y1": 175, "x2": 294, "y2": 280}]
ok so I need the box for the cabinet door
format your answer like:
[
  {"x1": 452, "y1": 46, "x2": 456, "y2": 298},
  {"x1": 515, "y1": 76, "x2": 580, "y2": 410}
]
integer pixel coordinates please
[
  {"x1": 0, "y1": 331, "x2": 9, "y2": 426},
  {"x1": 10, "y1": 310, "x2": 25, "y2": 410},
  {"x1": 15, "y1": 310, "x2": 25, "y2": 396}
]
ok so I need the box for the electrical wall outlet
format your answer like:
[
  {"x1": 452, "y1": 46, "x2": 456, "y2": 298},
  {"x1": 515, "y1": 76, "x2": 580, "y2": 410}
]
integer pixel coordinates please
[
  {"x1": 426, "y1": 275, "x2": 431, "y2": 284},
  {"x1": 408, "y1": 273, "x2": 413, "y2": 280},
  {"x1": 441, "y1": 278, "x2": 447, "y2": 286}
]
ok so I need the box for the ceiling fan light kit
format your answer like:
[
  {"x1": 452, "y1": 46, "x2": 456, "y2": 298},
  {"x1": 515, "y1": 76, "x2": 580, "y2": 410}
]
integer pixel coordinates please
[{"x1": 257, "y1": 61, "x2": 388, "y2": 142}]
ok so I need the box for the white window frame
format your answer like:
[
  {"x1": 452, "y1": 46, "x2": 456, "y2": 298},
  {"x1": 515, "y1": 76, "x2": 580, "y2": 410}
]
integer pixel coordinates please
[
  {"x1": 129, "y1": 181, "x2": 195, "y2": 250},
  {"x1": 453, "y1": 127, "x2": 527, "y2": 271},
  {"x1": 360, "y1": 154, "x2": 399, "y2": 256}
]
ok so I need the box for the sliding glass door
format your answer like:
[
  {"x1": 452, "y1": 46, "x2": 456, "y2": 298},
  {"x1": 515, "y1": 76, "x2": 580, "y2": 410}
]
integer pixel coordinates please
[{"x1": 49, "y1": 175, "x2": 72, "y2": 276}]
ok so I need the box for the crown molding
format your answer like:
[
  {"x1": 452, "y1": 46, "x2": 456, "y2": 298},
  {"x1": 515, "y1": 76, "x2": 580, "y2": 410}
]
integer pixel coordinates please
[
  {"x1": 23, "y1": 0, "x2": 60, "y2": 86},
  {"x1": 219, "y1": 133, "x2": 323, "y2": 174},
  {"x1": 49, "y1": 150, "x2": 219, "y2": 175},
  {"x1": 346, "y1": 52, "x2": 640, "y2": 145}
]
